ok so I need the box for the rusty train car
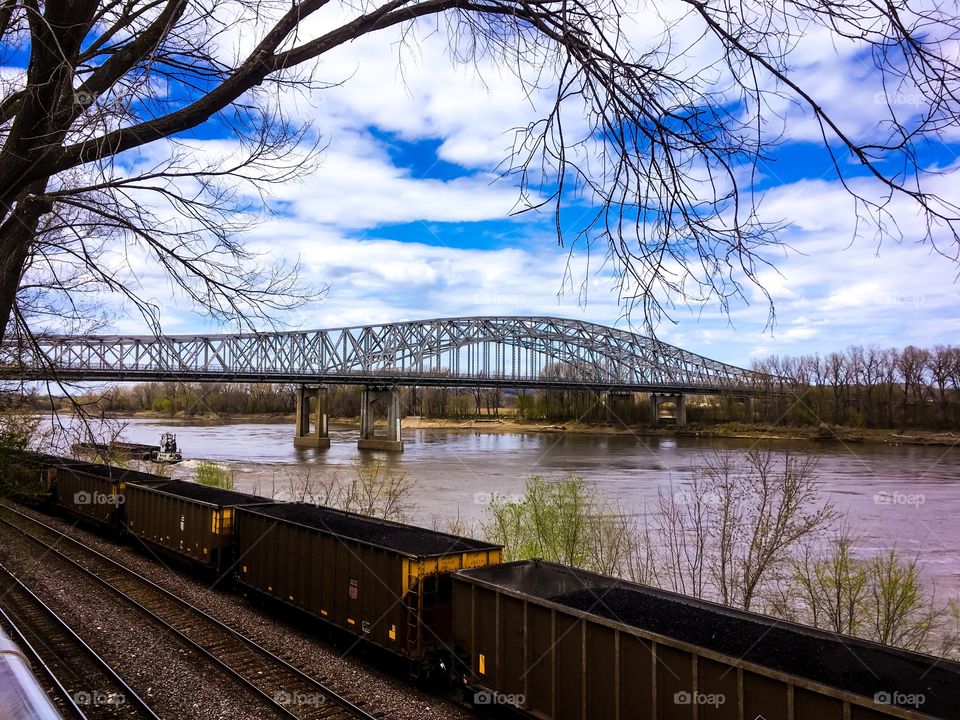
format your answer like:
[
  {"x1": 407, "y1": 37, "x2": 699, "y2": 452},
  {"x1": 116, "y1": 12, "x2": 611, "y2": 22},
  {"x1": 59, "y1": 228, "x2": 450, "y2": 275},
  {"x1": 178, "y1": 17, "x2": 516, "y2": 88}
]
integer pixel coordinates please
[{"x1": 2, "y1": 452, "x2": 958, "y2": 718}]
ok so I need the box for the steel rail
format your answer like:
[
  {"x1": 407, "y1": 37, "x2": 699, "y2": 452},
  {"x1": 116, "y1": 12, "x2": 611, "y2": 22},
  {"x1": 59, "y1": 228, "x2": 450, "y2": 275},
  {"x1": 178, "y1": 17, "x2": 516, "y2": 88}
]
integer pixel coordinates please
[
  {"x1": 0, "y1": 603, "x2": 85, "y2": 720},
  {"x1": 0, "y1": 560, "x2": 161, "y2": 720},
  {"x1": 0, "y1": 505, "x2": 380, "y2": 720}
]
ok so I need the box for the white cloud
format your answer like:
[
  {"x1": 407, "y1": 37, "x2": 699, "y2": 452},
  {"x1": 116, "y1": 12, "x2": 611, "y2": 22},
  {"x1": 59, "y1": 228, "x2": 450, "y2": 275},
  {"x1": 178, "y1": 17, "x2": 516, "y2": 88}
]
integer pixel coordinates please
[
  {"x1": 275, "y1": 132, "x2": 525, "y2": 228},
  {"x1": 244, "y1": 219, "x2": 626, "y2": 329}
]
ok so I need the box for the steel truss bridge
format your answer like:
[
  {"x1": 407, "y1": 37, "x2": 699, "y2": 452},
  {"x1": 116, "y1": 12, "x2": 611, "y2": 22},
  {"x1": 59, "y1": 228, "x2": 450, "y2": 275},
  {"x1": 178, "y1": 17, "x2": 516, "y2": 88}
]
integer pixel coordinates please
[{"x1": 5, "y1": 316, "x2": 772, "y2": 394}]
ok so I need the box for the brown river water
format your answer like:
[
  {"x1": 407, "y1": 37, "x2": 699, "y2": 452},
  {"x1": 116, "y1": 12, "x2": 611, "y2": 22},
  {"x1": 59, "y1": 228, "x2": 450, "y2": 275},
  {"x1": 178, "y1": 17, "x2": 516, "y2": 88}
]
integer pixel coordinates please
[{"x1": 57, "y1": 417, "x2": 960, "y2": 593}]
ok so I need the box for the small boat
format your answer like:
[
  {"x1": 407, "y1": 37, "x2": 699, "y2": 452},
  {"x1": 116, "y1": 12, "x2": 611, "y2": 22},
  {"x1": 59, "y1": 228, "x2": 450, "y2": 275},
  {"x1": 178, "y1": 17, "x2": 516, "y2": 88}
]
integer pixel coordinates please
[{"x1": 152, "y1": 432, "x2": 183, "y2": 464}]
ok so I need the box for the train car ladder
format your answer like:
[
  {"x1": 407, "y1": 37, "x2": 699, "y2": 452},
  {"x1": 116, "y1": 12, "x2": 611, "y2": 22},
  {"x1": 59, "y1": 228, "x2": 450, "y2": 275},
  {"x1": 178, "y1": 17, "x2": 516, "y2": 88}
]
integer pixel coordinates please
[{"x1": 404, "y1": 573, "x2": 439, "y2": 656}]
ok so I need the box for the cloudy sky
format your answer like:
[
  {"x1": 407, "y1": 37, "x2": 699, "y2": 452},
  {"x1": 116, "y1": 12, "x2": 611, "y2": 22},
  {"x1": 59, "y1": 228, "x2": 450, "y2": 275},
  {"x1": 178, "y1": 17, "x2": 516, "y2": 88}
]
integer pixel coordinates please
[{"x1": 53, "y1": 5, "x2": 960, "y2": 366}]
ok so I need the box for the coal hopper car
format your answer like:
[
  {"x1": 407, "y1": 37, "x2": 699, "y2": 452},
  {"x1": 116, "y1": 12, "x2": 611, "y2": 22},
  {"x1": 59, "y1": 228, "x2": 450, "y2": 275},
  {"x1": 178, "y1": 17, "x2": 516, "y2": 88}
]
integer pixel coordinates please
[
  {"x1": 453, "y1": 559, "x2": 960, "y2": 720},
  {"x1": 1, "y1": 450, "x2": 167, "y2": 525},
  {"x1": 234, "y1": 502, "x2": 501, "y2": 670},
  {"x1": 50, "y1": 460, "x2": 167, "y2": 528},
  {"x1": 123, "y1": 479, "x2": 269, "y2": 569}
]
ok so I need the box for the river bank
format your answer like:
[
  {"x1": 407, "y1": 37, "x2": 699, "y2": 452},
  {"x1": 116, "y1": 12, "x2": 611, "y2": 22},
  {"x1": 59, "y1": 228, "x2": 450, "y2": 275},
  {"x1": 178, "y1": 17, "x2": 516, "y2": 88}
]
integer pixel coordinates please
[
  {"x1": 401, "y1": 418, "x2": 960, "y2": 446},
  {"x1": 116, "y1": 411, "x2": 960, "y2": 447}
]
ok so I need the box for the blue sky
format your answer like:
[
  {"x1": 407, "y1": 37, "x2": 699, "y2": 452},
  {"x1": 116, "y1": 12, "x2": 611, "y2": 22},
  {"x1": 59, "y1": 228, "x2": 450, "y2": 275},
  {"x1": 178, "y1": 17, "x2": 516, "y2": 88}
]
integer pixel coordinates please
[{"x1": 14, "y1": 5, "x2": 960, "y2": 368}]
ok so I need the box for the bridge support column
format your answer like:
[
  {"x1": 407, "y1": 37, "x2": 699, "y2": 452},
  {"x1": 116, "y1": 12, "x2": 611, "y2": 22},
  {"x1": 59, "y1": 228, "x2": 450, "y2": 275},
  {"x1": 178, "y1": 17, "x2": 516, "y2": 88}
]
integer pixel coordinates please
[
  {"x1": 604, "y1": 392, "x2": 634, "y2": 423},
  {"x1": 743, "y1": 396, "x2": 754, "y2": 423},
  {"x1": 294, "y1": 385, "x2": 331, "y2": 449},
  {"x1": 676, "y1": 393, "x2": 687, "y2": 427},
  {"x1": 358, "y1": 387, "x2": 404, "y2": 452},
  {"x1": 650, "y1": 393, "x2": 687, "y2": 427}
]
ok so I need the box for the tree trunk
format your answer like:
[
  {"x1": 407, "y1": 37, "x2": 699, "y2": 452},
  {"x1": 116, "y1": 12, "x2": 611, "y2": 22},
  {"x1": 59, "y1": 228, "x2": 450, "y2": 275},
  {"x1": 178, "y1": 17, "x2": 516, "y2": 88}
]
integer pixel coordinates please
[{"x1": 0, "y1": 182, "x2": 50, "y2": 344}]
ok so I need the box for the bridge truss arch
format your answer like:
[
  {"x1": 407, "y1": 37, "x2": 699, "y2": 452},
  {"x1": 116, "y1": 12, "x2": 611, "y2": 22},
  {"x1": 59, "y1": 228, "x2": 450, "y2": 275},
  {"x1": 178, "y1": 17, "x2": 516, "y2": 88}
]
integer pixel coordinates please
[{"x1": 7, "y1": 316, "x2": 774, "y2": 393}]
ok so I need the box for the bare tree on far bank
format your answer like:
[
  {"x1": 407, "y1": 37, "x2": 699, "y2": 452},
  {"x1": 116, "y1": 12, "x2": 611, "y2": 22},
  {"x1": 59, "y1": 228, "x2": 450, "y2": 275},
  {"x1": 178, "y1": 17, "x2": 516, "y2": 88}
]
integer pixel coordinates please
[
  {"x1": 484, "y1": 451, "x2": 834, "y2": 608},
  {"x1": 655, "y1": 450, "x2": 836, "y2": 611},
  {"x1": 256, "y1": 460, "x2": 415, "y2": 522},
  {"x1": 772, "y1": 531, "x2": 960, "y2": 657},
  {"x1": 753, "y1": 344, "x2": 960, "y2": 430}
]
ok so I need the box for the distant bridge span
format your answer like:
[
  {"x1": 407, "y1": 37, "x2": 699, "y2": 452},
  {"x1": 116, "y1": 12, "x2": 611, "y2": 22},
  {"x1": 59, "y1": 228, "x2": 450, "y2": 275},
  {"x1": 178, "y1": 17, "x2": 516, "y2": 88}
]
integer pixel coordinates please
[{"x1": 7, "y1": 316, "x2": 771, "y2": 394}]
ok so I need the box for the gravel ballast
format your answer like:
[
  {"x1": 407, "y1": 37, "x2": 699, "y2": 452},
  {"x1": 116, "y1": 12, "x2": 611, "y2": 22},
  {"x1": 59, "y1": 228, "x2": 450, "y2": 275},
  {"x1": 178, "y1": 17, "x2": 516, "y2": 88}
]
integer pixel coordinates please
[{"x1": 0, "y1": 526, "x2": 265, "y2": 719}]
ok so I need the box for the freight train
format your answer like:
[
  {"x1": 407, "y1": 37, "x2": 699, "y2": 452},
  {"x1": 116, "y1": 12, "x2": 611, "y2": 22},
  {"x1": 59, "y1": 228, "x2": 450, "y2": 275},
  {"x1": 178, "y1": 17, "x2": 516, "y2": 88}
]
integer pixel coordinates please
[{"x1": 1, "y1": 450, "x2": 958, "y2": 720}]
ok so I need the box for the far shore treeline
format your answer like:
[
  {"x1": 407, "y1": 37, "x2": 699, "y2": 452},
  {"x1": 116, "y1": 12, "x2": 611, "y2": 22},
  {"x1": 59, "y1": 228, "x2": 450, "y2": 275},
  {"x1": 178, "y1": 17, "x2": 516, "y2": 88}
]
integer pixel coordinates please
[{"x1": 12, "y1": 343, "x2": 960, "y2": 431}]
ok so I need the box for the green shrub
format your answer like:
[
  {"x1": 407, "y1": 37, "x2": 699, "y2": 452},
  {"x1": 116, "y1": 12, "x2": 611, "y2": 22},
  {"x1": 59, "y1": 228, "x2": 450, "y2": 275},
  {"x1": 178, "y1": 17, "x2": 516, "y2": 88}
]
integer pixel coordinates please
[
  {"x1": 483, "y1": 475, "x2": 636, "y2": 576},
  {"x1": 0, "y1": 412, "x2": 38, "y2": 452},
  {"x1": 195, "y1": 461, "x2": 235, "y2": 489}
]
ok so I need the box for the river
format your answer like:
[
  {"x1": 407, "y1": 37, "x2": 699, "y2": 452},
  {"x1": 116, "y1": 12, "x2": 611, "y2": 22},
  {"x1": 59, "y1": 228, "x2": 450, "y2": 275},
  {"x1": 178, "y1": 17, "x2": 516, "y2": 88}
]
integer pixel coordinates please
[{"x1": 56, "y1": 417, "x2": 960, "y2": 592}]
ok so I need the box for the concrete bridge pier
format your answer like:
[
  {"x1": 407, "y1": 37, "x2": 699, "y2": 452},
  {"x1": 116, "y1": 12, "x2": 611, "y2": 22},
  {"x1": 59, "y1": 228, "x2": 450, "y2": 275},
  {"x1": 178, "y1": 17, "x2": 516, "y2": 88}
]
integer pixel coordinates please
[
  {"x1": 743, "y1": 396, "x2": 754, "y2": 423},
  {"x1": 603, "y1": 392, "x2": 635, "y2": 423},
  {"x1": 650, "y1": 392, "x2": 687, "y2": 427},
  {"x1": 358, "y1": 386, "x2": 404, "y2": 452},
  {"x1": 294, "y1": 385, "x2": 330, "y2": 449}
]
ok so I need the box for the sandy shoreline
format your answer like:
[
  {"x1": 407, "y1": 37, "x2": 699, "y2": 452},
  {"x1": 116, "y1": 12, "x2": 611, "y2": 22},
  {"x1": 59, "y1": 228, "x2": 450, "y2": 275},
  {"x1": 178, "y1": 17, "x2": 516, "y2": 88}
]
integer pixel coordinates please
[{"x1": 398, "y1": 418, "x2": 959, "y2": 446}]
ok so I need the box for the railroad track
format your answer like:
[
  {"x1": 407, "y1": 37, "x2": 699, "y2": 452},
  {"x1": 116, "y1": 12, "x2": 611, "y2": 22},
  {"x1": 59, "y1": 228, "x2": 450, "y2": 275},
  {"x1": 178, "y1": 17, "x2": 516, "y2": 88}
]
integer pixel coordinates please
[
  {"x1": 0, "y1": 560, "x2": 160, "y2": 720},
  {"x1": 0, "y1": 504, "x2": 380, "y2": 720}
]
